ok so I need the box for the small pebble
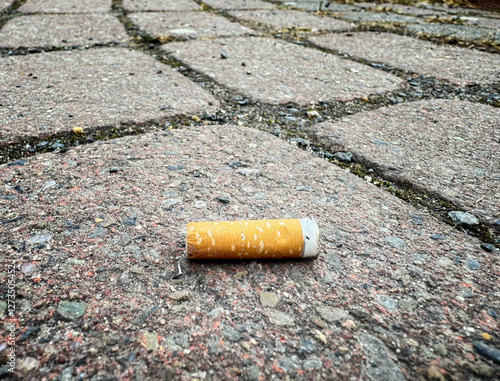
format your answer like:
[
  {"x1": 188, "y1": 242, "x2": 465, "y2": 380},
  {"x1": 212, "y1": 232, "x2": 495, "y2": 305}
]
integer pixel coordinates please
[
  {"x1": 466, "y1": 258, "x2": 480, "y2": 271},
  {"x1": 480, "y1": 243, "x2": 493, "y2": 252},
  {"x1": 448, "y1": 211, "x2": 479, "y2": 227},
  {"x1": 336, "y1": 152, "x2": 352, "y2": 162}
]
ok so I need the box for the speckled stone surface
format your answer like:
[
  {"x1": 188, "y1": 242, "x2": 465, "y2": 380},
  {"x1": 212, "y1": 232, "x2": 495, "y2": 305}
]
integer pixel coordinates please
[
  {"x1": 122, "y1": 0, "x2": 200, "y2": 12},
  {"x1": 406, "y1": 22, "x2": 500, "y2": 43},
  {"x1": 162, "y1": 37, "x2": 403, "y2": 105},
  {"x1": 228, "y1": 9, "x2": 355, "y2": 31},
  {"x1": 0, "y1": 48, "x2": 218, "y2": 143},
  {"x1": 337, "y1": 11, "x2": 421, "y2": 24},
  {"x1": 18, "y1": 0, "x2": 111, "y2": 13},
  {"x1": 0, "y1": 14, "x2": 128, "y2": 48},
  {"x1": 456, "y1": 16, "x2": 500, "y2": 30},
  {"x1": 309, "y1": 32, "x2": 500, "y2": 85},
  {"x1": 282, "y1": 1, "x2": 358, "y2": 12},
  {"x1": 1, "y1": 125, "x2": 498, "y2": 379},
  {"x1": 0, "y1": 0, "x2": 13, "y2": 11},
  {"x1": 203, "y1": 0, "x2": 274, "y2": 10},
  {"x1": 307, "y1": 99, "x2": 500, "y2": 225},
  {"x1": 128, "y1": 11, "x2": 253, "y2": 39},
  {"x1": 354, "y1": 2, "x2": 447, "y2": 16}
]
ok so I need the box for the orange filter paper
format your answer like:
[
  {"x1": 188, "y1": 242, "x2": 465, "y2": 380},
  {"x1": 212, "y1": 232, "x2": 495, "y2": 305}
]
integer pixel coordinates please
[{"x1": 186, "y1": 219, "x2": 306, "y2": 259}]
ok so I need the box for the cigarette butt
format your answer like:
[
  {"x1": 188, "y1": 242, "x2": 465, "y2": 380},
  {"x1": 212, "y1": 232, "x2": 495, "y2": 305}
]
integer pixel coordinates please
[{"x1": 186, "y1": 218, "x2": 319, "y2": 260}]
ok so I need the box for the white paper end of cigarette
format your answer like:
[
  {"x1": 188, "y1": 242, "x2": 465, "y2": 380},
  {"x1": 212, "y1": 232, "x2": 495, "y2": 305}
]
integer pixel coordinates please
[
  {"x1": 299, "y1": 218, "x2": 320, "y2": 258},
  {"x1": 186, "y1": 218, "x2": 320, "y2": 260}
]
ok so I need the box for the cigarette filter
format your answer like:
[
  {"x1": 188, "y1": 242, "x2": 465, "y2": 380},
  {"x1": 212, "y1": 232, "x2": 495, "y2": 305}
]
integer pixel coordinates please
[{"x1": 186, "y1": 218, "x2": 319, "y2": 260}]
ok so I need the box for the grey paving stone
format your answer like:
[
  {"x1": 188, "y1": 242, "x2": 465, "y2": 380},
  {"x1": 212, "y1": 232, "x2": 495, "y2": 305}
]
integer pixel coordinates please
[
  {"x1": 0, "y1": 14, "x2": 128, "y2": 48},
  {"x1": 283, "y1": 1, "x2": 358, "y2": 12},
  {"x1": 0, "y1": 48, "x2": 218, "y2": 143},
  {"x1": 309, "y1": 32, "x2": 499, "y2": 85},
  {"x1": 203, "y1": 0, "x2": 274, "y2": 10},
  {"x1": 356, "y1": 3, "x2": 447, "y2": 17},
  {"x1": 3, "y1": 124, "x2": 497, "y2": 379},
  {"x1": 228, "y1": 9, "x2": 355, "y2": 31},
  {"x1": 307, "y1": 99, "x2": 500, "y2": 224},
  {"x1": 18, "y1": 0, "x2": 111, "y2": 13},
  {"x1": 456, "y1": 16, "x2": 500, "y2": 30},
  {"x1": 338, "y1": 11, "x2": 421, "y2": 24},
  {"x1": 162, "y1": 37, "x2": 402, "y2": 105},
  {"x1": 129, "y1": 11, "x2": 253, "y2": 39},
  {"x1": 0, "y1": 0, "x2": 13, "y2": 12},
  {"x1": 122, "y1": 0, "x2": 200, "y2": 12},
  {"x1": 406, "y1": 22, "x2": 500, "y2": 43}
]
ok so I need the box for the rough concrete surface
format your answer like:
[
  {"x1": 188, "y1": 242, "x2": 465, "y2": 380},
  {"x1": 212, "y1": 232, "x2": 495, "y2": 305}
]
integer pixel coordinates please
[
  {"x1": 228, "y1": 9, "x2": 355, "y2": 31},
  {"x1": 0, "y1": 14, "x2": 129, "y2": 49},
  {"x1": 1, "y1": 125, "x2": 498, "y2": 380},
  {"x1": 406, "y1": 22, "x2": 500, "y2": 44},
  {"x1": 0, "y1": 1, "x2": 499, "y2": 380},
  {"x1": 309, "y1": 32, "x2": 500, "y2": 85},
  {"x1": 128, "y1": 11, "x2": 253, "y2": 39},
  {"x1": 0, "y1": 48, "x2": 218, "y2": 144},
  {"x1": 354, "y1": 2, "x2": 446, "y2": 16},
  {"x1": 307, "y1": 99, "x2": 500, "y2": 225},
  {"x1": 18, "y1": 0, "x2": 111, "y2": 13},
  {"x1": 203, "y1": 0, "x2": 274, "y2": 10},
  {"x1": 337, "y1": 11, "x2": 421, "y2": 24},
  {"x1": 456, "y1": 16, "x2": 500, "y2": 30},
  {"x1": 282, "y1": 1, "x2": 358, "y2": 12},
  {"x1": 0, "y1": 0, "x2": 12, "y2": 12},
  {"x1": 122, "y1": 0, "x2": 201, "y2": 12},
  {"x1": 163, "y1": 37, "x2": 403, "y2": 105}
]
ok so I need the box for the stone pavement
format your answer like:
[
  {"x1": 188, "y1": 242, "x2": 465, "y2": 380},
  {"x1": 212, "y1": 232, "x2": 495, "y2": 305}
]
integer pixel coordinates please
[{"x1": 0, "y1": 1, "x2": 499, "y2": 380}]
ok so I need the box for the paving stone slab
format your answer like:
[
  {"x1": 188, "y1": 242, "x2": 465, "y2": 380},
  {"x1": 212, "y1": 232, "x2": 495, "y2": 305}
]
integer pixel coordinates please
[
  {"x1": 1, "y1": 125, "x2": 498, "y2": 380},
  {"x1": 0, "y1": 14, "x2": 128, "y2": 49},
  {"x1": 122, "y1": 0, "x2": 200, "y2": 12},
  {"x1": 19, "y1": 0, "x2": 111, "y2": 13},
  {"x1": 203, "y1": 0, "x2": 274, "y2": 10},
  {"x1": 283, "y1": 1, "x2": 359, "y2": 12},
  {"x1": 456, "y1": 16, "x2": 500, "y2": 30},
  {"x1": 162, "y1": 37, "x2": 402, "y2": 105},
  {"x1": 309, "y1": 32, "x2": 500, "y2": 85},
  {"x1": 307, "y1": 99, "x2": 500, "y2": 224},
  {"x1": 337, "y1": 11, "x2": 421, "y2": 24},
  {"x1": 353, "y1": 2, "x2": 446, "y2": 16},
  {"x1": 0, "y1": 0, "x2": 13, "y2": 12},
  {"x1": 0, "y1": 48, "x2": 218, "y2": 144},
  {"x1": 129, "y1": 11, "x2": 253, "y2": 39},
  {"x1": 406, "y1": 22, "x2": 500, "y2": 44},
  {"x1": 228, "y1": 9, "x2": 355, "y2": 31}
]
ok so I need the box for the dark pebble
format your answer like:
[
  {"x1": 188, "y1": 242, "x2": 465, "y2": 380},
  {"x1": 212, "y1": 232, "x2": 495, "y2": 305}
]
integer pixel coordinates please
[
  {"x1": 7, "y1": 159, "x2": 26, "y2": 166},
  {"x1": 370, "y1": 139, "x2": 389, "y2": 146},
  {"x1": 335, "y1": 152, "x2": 352, "y2": 162},
  {"x1": 289, "y1": 138, "x2": 310, "y2": 147},
  {"x1": 228, "y1": 161, "x2": 242, "y2": 168},
  {"x1": 480, "y1": 243, "x2": 493, "y2": 252},
  {"x1": 217, "y1": 197, "x2": 230, "y2": 204},
  {"x1": 473, "y1": 341, "x2": 500, "y2": 365},
  {"x1": 430, "y1": 234, "x2": 446, "y2": 240},
  {"x1": 487, "y1": 309, "x2": 497, "y2": 319},
  {"x1": 123, "y1": 217, "x2": 137, "y2": 226},
  {"x1": 167, "y1": 165, "x2": 183, "y2": 171},
  {"x1": 466, "y1": 258, "x2": 479, "y2": 270},
  {"x1": 109, "y1": 167, "x2": 120, "y2": 173},
  {"x1": 298, "y1": 339, "x2": 316, "y2": 354},
  {"x1": 220, "y1": 52, "x2": 228, "y2": 59}
]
